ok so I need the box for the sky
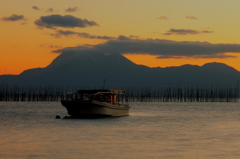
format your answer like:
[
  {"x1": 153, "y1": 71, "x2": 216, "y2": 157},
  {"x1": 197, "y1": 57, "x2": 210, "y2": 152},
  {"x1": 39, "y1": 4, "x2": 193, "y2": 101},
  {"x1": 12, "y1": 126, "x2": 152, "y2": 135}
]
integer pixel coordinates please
[{"x1": 1, "y1": 0, "x2": 240, "y2": 75}]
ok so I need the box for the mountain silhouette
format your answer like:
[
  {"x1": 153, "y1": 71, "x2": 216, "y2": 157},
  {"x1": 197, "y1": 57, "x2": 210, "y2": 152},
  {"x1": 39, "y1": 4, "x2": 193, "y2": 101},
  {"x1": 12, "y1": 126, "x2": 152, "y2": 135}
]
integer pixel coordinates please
[{"x1": 0, "y1": 52, "x2": 240, "y2": 87}]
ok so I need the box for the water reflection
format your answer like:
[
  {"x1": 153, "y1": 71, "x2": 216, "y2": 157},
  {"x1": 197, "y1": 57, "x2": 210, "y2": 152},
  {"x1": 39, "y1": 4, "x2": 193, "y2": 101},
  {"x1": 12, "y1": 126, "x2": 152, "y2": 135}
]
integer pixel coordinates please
[{"x1": 1, "y1": 102, "x2": 240, "y2": 159}]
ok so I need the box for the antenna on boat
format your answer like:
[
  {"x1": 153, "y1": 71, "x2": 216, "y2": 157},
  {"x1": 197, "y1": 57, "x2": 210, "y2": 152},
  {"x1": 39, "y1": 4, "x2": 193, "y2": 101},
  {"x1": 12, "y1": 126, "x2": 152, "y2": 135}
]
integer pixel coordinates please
[{"x1": 103, "y1": 78, "x2": 106, "y2": 89}]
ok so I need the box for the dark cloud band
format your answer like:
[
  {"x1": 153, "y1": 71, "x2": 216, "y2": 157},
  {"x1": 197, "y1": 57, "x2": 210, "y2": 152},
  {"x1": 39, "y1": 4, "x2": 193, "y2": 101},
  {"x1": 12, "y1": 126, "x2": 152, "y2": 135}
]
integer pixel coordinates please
[
  {"x1": 34, "y1": 14, "x2": 98, "y2": 29},
  {"x1": 164, "y1": 29, "x2": 213, "y2": 35},
  {"x1": 51, "y1": 30, "x2": 115, "y2": 39},
  {"x1": 2, "y1": 14, "x2": 24, "y2": 21},
  {"x1": 53, "y1": 36, "x2": 240, "y2": 59}
]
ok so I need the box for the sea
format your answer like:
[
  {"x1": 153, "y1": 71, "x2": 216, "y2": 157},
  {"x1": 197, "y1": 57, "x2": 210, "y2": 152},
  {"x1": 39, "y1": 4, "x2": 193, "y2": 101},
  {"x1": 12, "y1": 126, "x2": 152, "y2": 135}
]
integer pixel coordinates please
[{"x1": 1, "y1": 102, "x2": 240, "y2": 159}]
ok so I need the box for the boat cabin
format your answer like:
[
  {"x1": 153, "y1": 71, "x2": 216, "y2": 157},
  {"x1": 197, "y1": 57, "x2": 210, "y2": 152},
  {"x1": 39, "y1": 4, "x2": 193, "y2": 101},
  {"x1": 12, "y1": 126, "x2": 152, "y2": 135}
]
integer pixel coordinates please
[{"x1": 65, "y1": 89, "x2": 128, "y2": 105}]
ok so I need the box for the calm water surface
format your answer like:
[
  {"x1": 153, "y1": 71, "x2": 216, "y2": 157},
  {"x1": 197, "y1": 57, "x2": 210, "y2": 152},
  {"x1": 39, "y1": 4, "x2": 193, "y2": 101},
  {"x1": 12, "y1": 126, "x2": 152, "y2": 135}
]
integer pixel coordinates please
[{"x1": 1, "y1": 102, "x2": 240, "y2": 159}]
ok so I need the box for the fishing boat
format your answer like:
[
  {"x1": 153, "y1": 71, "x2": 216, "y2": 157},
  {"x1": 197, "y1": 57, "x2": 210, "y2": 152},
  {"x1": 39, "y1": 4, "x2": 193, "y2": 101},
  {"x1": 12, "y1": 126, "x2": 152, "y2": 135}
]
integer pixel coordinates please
[{"x1": 61, "y1": 89, "x2": 130, "y2": 117}]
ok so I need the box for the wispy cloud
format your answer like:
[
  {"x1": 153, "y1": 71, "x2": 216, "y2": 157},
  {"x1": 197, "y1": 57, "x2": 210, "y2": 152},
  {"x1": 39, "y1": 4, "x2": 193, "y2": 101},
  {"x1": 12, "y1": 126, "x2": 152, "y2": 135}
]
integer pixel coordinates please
[
  {"x1": 40, "y1": 43, "x2": 62, "y2": 48},
  {"x1": 186, "y1": 16, "x2": 198, "y2": 20},
  {"x1": 2, "y1": 14, "x2": 25, "y2": 21},
  {"x1": 46, "y1": 8, "x2": 54, "y2": 13},
  {"x1": 156, "y1": 55, "x2": 183, "y2": 59},
  {"x1": 51, "y1": 30, "x2": 115, "y2": 39},
  {"x1": 164, "y1": 29, "x2": 213, "y2": 35},
  {"x1": 34, "y1": 14, "x2": 99, "y2": 29},
  {"x1": 54, "y1": 36, "x2": 240, "y2": 59},
  {"x1": 65, "y1": 7, "x2": 78, "y2": 12},
  {"x1": 32, "y1": 6, "x2": 40, "y2": 10},
  {"x1": 157, "y1": 16, "x2": 168, "y2": 20}
]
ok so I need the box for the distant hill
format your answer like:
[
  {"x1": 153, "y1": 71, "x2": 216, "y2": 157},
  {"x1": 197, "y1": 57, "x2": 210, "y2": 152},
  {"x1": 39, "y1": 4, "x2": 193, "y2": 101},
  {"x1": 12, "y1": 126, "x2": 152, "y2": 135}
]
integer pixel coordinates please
[{"x1": 0, "y1": 52, "x2": 240, "y2": 87}]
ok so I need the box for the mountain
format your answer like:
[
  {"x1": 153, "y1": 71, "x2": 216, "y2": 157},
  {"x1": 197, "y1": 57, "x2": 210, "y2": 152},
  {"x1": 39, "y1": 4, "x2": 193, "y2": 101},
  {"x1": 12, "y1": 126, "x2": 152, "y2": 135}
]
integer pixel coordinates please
[{"x1": 0, "y1": 52, "x2": 240, "y2": 87}]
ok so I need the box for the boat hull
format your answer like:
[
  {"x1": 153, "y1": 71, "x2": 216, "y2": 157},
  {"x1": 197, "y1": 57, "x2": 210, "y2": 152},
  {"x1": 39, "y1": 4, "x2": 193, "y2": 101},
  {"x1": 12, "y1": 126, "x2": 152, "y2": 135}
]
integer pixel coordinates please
[{"x1": 61, "y1": 100, "x2": 130, "y2": 117}]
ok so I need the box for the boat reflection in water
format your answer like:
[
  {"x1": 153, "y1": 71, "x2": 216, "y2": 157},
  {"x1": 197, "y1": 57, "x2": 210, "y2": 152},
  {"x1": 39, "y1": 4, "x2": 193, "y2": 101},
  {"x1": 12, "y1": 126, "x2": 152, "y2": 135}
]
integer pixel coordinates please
[{"x1": 61, "y1": 89, "x2": 130, "y2": 118}]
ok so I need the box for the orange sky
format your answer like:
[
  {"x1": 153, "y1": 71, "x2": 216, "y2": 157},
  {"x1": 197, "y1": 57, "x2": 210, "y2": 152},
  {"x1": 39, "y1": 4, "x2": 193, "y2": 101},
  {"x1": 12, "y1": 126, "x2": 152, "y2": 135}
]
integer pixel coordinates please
[{"x1": 1, "y1": 0, "x2": 240, "y2": 75}]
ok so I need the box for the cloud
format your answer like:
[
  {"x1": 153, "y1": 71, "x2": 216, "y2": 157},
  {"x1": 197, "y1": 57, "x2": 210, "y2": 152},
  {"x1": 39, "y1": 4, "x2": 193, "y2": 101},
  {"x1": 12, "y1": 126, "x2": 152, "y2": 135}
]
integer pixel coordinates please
[
  {"x1": 40, "y1": 44, "x2": 62, "y2": 48},
  {"x1": 156, "y1": 55, "x2": 183, "y2": 59},
  {"x1": 32, "y1": 6, "x2": 40, "y2": 10},
  {"x1": 201, "y1": 30, "x2": 213, "y2": 34},
  {"x1": 164, "y1": 29, "x2": 213, "y2": 35},
  {"x1": 46, "y1": 8, "x2": 54, "y2": 13},
  {"x1": 186, "y1": 16, "x2": 198, "y2": 20},
  {"x1": 129, "y1": 35, "x2": 139, "y2": 38},
  {"x1": 51, "y1": 30, "x2": 115, "y2": 39},
  {"x1": 157, "y1": 16, "x2": 168, "y2": 20},
  {"x1": 65, "y1": 7, "x2": 78, "y2": 12},
  {"x1": 34, "y1": 14, "x2": 99, "y2": 29},
  {"x1": 53, "y1": 36, "x2": 240, "y2": 59},
  {"x1": 2, "y1": 14, "x2": 24, "y2": 21}
]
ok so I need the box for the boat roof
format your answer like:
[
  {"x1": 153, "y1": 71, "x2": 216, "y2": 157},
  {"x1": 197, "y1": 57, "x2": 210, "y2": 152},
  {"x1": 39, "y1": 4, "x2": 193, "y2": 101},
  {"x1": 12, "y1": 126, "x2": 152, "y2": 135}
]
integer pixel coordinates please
[{"x1": 76, "y1": 89, "x2": 125, "y2": 94}]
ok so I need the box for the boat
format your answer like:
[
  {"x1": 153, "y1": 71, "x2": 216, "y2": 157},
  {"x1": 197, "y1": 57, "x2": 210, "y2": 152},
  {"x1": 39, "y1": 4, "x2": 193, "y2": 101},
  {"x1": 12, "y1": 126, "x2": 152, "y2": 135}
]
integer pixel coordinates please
[{"x1": 61, "y1": 89, "x2": 130, "y2": 117}]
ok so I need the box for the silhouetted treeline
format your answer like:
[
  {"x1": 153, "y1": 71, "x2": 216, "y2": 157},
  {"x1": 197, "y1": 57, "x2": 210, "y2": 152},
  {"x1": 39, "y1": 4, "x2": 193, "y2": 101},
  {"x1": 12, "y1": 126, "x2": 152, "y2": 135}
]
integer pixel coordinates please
[{"x1": 0, "y1": 83, "x2": 239, "y2": 102}]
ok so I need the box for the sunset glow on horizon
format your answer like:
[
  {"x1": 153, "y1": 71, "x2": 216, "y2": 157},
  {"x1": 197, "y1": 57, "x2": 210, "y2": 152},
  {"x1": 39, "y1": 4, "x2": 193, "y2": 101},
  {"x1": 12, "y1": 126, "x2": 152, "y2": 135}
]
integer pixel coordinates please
[{"x1": 1, "y1": 0, "x2": 240, "y2": 75}]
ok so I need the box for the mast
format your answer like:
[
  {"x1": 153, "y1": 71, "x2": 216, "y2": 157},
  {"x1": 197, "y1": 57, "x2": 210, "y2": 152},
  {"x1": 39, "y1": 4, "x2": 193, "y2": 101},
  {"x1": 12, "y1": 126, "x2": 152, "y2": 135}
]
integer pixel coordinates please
[{"x1": 103, "y1": 78, "x2": 106, "y2": 89}]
